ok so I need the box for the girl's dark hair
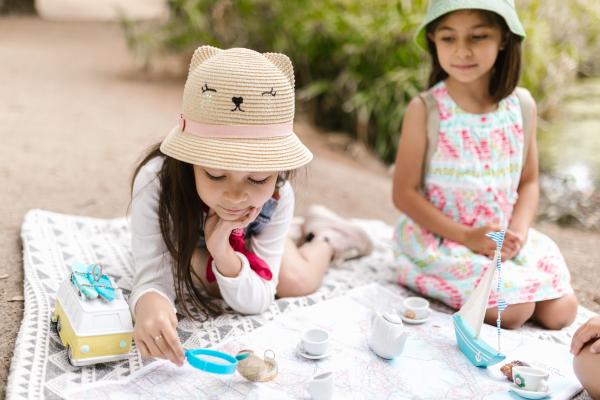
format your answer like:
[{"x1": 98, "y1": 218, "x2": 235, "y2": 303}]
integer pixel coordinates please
[
  {"x1": 425, "y1": 9, "x2": 523, "y2": 103},
  {"x1": 131, "y1": 143, "x2": 291, "y2": 321}
]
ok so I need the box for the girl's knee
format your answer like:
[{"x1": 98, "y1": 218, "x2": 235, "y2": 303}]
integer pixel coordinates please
[
  {"x1": 277, "y1": 269, "x2": 319, "y2": 298},
  {"x1": 501, "y1": 303, "x2": 535, "y2": 330},
  {"x1": 542, "y1": 318, "x2": 575, "y2": 331},
  {"x1": 276, "y1": 269, "x2": 300, "y2": 297},
  {"x1": 486, "y1": 302, "x2": 535, "y2": 330},
  {"x1": 543, "y1": 308, "x2": 576, "y2": 330},
  {"x1": 536, "y1": 294, "x2": 578, "y2": 330},
  {"x1": 501, "y1": 316, "x2": 527, "y2": 330}
]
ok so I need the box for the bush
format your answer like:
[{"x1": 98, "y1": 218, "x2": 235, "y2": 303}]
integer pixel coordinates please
[
  {"x1": 519, "y1": 0, "x2": 600, "y2": 117},
  {"x1": 122, "y1": 0, "x2": 600, "y2": 163}
]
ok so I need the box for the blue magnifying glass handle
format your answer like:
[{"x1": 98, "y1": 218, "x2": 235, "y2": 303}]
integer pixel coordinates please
[{"x1": 184, "y1": 348, "x2": 239, "y2": 375}]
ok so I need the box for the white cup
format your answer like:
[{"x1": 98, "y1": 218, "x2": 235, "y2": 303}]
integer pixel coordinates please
[
  {"x1": 512, "y1": 366, "x2": 550, "y2": 392},
  {"x1": 402, "y1": 297, "x2": 430, "y2": 320},
  {"x1": 301, "y1": 328, "x2": 331, "y2": 356},
  {"x1": 307, "y1": 371, "x2": 334, "y2": 400}
]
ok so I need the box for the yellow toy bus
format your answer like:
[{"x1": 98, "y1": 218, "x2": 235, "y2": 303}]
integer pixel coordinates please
[{"x1": 51, "y1": 276, "x2": 133, "y2": 366}]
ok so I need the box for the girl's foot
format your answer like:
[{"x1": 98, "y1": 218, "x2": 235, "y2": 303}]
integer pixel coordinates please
[{"x1": 304, "y1": 205, "x2": 374, "y2": 264}]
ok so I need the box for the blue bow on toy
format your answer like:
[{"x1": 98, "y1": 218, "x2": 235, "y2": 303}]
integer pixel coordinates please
[{"x1": 70, "y1": 262, "x2": 116, "y2": 302}]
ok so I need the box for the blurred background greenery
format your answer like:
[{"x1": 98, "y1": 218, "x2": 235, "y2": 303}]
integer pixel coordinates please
[{"x1": 121, "y1": 0, "x2": 600, "y2": 227}]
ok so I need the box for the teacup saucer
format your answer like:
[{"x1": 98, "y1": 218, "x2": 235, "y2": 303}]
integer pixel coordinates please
[
  {"x1": 400, "y1": 309, "x2": 431, "y2": 324},
  {"x1": 509, "y1": 385, "x2": 551, "y2": 399},
  {"x1": 296, "y1": 344, "x2": 331, "y2": 360}
]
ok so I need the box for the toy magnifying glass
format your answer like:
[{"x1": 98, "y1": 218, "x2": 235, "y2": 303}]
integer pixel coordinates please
[{"x1": 184, "y1": 349, "x2": 248, "y2": 375}]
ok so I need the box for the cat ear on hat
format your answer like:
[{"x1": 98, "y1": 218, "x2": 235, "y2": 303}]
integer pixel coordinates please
[
  {"x1": 263, "y1": 53, "x2": 295, "y2": 87},
  {"x1": 189, "y1": 45, "x2": 222, "y2": 73}
]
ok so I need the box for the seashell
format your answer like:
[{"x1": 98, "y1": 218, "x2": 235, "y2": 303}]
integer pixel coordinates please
[
  {"x1": 500, "y1": 360, "x2": 530, "y2": 381},
  {"x1": 236, "y1": 349, "x2": 278, "y2": 382}
]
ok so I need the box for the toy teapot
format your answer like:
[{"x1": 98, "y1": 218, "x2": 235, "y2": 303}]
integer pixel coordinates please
[{"x1": 369, "y1": 312, "x2": 408, "y2": 359}]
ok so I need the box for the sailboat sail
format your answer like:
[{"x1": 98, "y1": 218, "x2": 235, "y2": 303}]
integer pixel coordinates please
[
  {"x1": 453, "y1": 231, "x2": 506, "y2": 368},
  {"x1": 455, "y1": 252, "x2": 498, "y2": 338}
]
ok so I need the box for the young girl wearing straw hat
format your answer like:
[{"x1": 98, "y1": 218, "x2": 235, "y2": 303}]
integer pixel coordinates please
[
  {"x1": 129, "y1": 46, "x2": 373, "y2": 366},
  {"x1": 392, "y1": 0, "x2": 577, "y2": 330}
]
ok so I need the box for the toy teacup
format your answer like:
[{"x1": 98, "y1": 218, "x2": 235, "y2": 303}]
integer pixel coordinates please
[
  {"x1": 402, "y1": 297, "x2": 430, "y2": 320},
  {"x1": 512, "y1": 366, "x2": 550, "y2": 392},
  {"x1": 307, "y1": 371, "x2": 335, "y2": 400}
]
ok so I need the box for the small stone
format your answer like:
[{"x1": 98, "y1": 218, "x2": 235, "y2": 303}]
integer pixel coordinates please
[
  {"x1": 404, "y1": 310, "x2": 417, "y2": 319},
  {"x1": 0, "y1": 274, "x2": 8, "y2": 280},
  {"x1": 594, "y1": 296, "x2": 600, "y2": 305},
  {"x1": 8, "y1": 295, "x2": 24, "y2": 302}
]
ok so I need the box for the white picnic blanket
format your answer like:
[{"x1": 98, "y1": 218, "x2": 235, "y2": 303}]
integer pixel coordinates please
[{"x1": 7, "y1": 209, "x2": 595, "y2": 399}]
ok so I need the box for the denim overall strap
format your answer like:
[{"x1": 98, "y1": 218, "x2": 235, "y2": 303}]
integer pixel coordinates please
[{"x1": 245, "y1": 196, "x2": 279, "y2": 238}]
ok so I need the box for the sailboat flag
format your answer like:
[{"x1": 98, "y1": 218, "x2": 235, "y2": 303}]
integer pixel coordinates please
[
  {"x1": 486, "y1": 230, "x2": 506, "y2": 351},
  {"x1": 485, "y1": 231, "x2": 505, "y2": 251},
  {"x1": 497, "y1": 298, "x2": 508, "y2": 312}
]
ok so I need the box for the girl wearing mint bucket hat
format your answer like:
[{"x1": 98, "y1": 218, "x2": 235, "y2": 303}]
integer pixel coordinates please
[
  {"x1": 392, "y1": 1, "x2": 577, "y2": 330},
  {"x1": 129, "y1": 46, "x2": 373, "y2": 366}
]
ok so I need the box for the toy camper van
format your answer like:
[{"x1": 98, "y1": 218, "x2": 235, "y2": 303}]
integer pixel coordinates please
[{"x1": 51, "y1": 262, "x2": 133, "y2": 366}]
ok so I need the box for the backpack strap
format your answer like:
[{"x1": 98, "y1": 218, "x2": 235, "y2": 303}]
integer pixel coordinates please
[
  {"x1": 418, "y1": 89, "x2": 439, "y2": 188},
  {"x1": 515, "y1": 87, "x2": 535, "y2": 167}
]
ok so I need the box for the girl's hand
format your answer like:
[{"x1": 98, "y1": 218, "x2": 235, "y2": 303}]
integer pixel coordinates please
[
  {"x1": 134, "y1": 292, "x2": 185, "y2": 366},
  {"x1": 571, "y1": 316, "x2": 600, "y2": 355},
  {"x1": 462, "y1": 225, "x2": 501, "y2": 258},
  {"x1": 203, "y1": 207, "x2": 260, "y2": 257},
  {"x1": 501, "y1": 229, "x2": 526, "y2": 261}
]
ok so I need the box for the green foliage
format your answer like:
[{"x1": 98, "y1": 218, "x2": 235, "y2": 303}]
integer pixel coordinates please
[
  {"x1": 518, "y1": 0, "x2": 600, "y2": 117},
  {"x1": 122, "y1": 0, "x2": 600, "y2": 163}
]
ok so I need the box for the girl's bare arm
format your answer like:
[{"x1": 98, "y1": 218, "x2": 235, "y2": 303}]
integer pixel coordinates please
[
  {"x1": 508, "y1": 100, "x2": 540, "y2": 237},
  {"x1": 392, "y1": 97, "x2": 496, "y2": 256}
]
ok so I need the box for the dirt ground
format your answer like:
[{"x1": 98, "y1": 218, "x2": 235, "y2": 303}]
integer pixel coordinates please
[{"x1": 1, "y1": 17, "x2": 598, "y2": 398}]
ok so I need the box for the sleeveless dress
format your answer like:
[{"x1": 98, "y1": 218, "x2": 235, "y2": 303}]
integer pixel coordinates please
[{"x1": 393, "y1": 81, "x2": 573, "y2": 310}]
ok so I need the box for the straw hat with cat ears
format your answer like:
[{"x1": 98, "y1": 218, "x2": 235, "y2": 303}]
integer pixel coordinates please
[{"x1": 160, "y1": 45, "x2": 313, "y2": 172}]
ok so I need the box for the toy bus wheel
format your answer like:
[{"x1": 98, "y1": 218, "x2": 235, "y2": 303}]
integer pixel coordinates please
[
  {"x1": 67, "y1": 346, "x2": 75, "y2": 366},
  {"x1": 56, "y1": 319, "x2": 62, "y2": 334}
]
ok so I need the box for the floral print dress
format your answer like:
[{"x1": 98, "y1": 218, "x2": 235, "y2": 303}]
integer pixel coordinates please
[{"x1": 393, "y1": 81, "x2": 573, "y2": 310}]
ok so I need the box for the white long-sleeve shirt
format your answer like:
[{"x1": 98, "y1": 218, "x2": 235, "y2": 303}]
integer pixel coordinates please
[{"x1": 129, "y1": 156, "x2": 294, "y2": 315}]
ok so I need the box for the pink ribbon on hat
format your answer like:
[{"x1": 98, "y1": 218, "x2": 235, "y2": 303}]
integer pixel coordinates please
[
  {"x1": 179, "y1": 114, "x2": 293, "y2": 139},
  {"x1": 206, "y1": 229, "x2": 273, "y2": 282}
]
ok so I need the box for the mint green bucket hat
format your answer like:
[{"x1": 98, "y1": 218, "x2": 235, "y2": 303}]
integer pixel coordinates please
[{"x1": 415, "y1": 0, "x2": 526, "y2": 49}]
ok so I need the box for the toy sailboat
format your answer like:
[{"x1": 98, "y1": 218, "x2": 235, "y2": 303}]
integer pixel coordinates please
[{"x1": 453, "y1": 231, "x2": 507, "y2": 368}]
